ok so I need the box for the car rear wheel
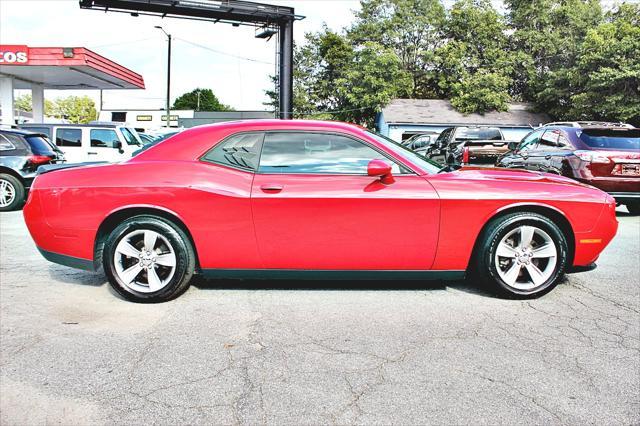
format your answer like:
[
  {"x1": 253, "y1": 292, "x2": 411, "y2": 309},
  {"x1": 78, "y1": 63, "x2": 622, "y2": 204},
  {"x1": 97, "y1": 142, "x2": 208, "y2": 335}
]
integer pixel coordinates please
[
  {"x1": 0, "y1": 174, "x2": 25, "y2": 212},
  {"x1": 103, "y1": 215, "x2": 196, "y2": 303},
  {"x1": 475, "y1": 212, "x2": 568, "y2": 298},
  {"x1": 626, "y1": 202, "x2": 640, "y2": 216}
]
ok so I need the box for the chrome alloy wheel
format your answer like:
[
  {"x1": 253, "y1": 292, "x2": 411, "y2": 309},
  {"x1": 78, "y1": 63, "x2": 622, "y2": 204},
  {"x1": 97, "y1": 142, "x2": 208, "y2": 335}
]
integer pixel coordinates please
[
  {"x1": 113, "y1": 229, "x2": 177, "y2": 293},
  {"x1": 495, "y1": 225, "x2": 557, "y2": 291},
  {"x1": 0, "y1": 179, "x2": 16, "y2": 208}
]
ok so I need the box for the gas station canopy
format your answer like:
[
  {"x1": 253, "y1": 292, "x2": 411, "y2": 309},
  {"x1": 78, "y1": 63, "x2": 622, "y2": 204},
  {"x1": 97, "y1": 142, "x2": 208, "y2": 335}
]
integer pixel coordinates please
[{"x1": 0, "y1": 45, "x2": 144, "y2": 124}]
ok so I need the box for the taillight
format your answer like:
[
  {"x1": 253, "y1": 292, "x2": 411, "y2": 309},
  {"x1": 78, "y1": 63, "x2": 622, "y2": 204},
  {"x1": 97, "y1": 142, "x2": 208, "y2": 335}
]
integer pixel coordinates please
[
  {"x1": 28, "y1": 155, "x2": 52, "y2": 166},
  {"x1": 574, "y1": 150, "x2": 611, "y2": 164}
]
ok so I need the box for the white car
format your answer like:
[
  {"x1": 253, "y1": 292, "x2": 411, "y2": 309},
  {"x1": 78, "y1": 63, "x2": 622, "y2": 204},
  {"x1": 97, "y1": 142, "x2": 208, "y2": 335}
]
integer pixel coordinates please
[{"x1": 19, "y1": 123, "x2": 142, "y2": 163}]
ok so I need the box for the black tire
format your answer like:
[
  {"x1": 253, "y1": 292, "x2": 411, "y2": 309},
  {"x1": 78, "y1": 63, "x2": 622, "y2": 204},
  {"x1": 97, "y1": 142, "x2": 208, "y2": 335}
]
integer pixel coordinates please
[
  {"x1": 102, "y1": 215, "x2": 196, "y2": 303},
  {"x1": 474, "y1": 212, "x2": 568, "y2": 299},
  {"x1": 626, "y1": 202, "x2": 640, "y2": 216},
  {"x1": 0, "y1": 173, "x2": 25, "y2": 212}
]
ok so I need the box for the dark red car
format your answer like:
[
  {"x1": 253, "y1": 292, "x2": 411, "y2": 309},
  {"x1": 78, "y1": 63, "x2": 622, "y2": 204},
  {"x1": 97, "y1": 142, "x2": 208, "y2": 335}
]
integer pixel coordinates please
[
  {"x1": 497, "y1": 126, "x2": 640, "y2": 214},
  {"x1": 24, "y1": 120, "x2": 618, "y2": 302}
]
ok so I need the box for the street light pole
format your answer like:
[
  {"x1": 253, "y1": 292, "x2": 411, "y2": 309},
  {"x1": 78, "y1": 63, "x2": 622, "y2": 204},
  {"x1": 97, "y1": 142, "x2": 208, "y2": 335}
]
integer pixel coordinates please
[{"x1": 155, "y1": 26, "x2": 171, "y2": 128}]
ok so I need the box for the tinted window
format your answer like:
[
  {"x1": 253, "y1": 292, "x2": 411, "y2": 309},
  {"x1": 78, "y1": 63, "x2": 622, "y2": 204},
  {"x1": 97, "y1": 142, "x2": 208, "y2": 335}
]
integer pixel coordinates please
[
  {"x1": 540, "y1": 130, "x2": 560, "y2": 147},
  {"x1": 24, "y1": 135, "x2": 56, "y2": 155},
  {"x1": 0, "y1": 134, "x2": 17, "y2": 151},
  {"x1": 259, "y1": 132, "x2": 401, "y2": 175},
  {"x1": 578, "y1": 129, "x2": 640, "y2": 150},
  {"x1": 454, "y1": 127, "x2": 502, "y2": 141},
  {"x1": 91, "y1": 129, "x2": 119, "y2": 148},
  {"x1": 366, "y1": 131, "x2": 440, "y2": 174},
  {"x1": 203, "y1": 132, "x2": 264, "y2": 171},
  {"x1": 56, "y1": 128, "x2": 82, "y2": 147},
  {"x1": 519, "y1": 130, "x2": 543, "y2": 151},
  {"x1": 120, "y1": 128, "x2": 140, "y2": 146}
]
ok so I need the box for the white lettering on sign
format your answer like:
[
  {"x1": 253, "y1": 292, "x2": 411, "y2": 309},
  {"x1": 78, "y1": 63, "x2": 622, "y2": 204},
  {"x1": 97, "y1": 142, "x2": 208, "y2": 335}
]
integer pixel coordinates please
[{"x1": 0, "y1": 46, "x2": 29, "y2": 64}]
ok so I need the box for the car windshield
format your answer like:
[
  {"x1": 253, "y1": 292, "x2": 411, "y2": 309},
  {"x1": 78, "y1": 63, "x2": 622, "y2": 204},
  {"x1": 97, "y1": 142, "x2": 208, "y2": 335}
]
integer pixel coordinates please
[
  {"x1": 24, "y1": 135, "x2": 57, "y2": 155},
  {"x1": 366, "y1": 131, "x2": 441, "y2": 174},
  {"x1": 455, "y1": 127, "x2": 502, "y2": 141},
  {"x1": 578, "y1": 129, "x2": 640, "y2": 151},
  {"x1": 120, "y1": 128, "x2": 141, "y2": 146}
]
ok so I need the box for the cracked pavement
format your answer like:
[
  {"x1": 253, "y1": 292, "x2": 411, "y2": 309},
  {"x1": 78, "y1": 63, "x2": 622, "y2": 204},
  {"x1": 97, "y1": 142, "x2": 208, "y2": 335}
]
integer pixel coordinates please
[{"x1": 1, "y1": 208, "x2": 638, "y2": 425}]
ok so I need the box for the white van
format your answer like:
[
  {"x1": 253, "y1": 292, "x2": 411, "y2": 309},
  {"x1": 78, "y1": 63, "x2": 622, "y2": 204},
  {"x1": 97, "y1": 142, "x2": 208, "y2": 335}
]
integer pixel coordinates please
[{"x1": 19, "y1": 123, "x2": 142, "y2": 163}]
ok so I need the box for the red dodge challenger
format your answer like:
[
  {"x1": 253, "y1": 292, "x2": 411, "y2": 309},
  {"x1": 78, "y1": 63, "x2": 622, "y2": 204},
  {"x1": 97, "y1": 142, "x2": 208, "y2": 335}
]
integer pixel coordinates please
[{"x1": 23, "y1": 120, "x2": 618, "y2": 303}]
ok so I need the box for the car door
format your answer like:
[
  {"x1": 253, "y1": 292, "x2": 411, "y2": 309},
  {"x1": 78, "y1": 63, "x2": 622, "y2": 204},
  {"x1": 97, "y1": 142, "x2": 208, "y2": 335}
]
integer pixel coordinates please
[
  {"x1": 428, "y1": 129, "x2": 451, "y2": 164},
  {"x1": 88, "y1": 128, "x2": 121, "y2": 162},
  {"x1": 54, "y1": 127, "x2": 84, "y2": 163},
  {"x1": 537, "y1": 130, "x2": 575, "y2": 174},
  {"x1": 250, "y1": 131, "x2": 440, "y2": 270},
  {"x1": 507, "y1": 129, "x2": 543, "y2": 170}
]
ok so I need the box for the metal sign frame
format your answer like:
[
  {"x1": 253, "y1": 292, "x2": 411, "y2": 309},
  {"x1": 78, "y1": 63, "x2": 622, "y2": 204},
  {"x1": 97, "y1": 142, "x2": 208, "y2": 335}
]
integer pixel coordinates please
[{"x1": 79, "y1": 0, "x2": 304, "y2": 119}]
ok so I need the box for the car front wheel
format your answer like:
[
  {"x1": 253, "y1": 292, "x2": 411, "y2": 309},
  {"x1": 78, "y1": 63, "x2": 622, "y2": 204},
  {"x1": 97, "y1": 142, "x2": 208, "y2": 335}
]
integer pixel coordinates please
[
  {"x1": 103, "y1": 215, "x2": 196, "y2": 303},
  {"x1": 475, "y1": 212, "x2": 568, "y2": 298}
]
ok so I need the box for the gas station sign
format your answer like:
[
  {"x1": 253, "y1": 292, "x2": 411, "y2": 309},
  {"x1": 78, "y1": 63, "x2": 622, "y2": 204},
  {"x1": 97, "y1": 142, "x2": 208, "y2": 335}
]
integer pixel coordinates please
[{"x1": 0, "y1": 45, "x2": 29, "y2": 64}]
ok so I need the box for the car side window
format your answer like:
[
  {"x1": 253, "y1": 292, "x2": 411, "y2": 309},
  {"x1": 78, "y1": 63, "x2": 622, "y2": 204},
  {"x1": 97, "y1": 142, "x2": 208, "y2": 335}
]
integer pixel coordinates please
[
  {"x1": 56, "y1": 128, "x2": 82, "y2": 147},
  {"x1": 202, "y1": 132, "x2": 264, "y2": 171},
  {"x1": 518, "y1": 130, "x2": 543, "y2": 151},
  {"x1": 258, "y1": 132, "x2": 404, "y2": 175},
  {"x1": 436, "y1": 129, "x2": 451, "y2": 146},
  {"x1": 90, "y1": 129, "x2": 119, "y2": 148},
  {"x1": 540, "y1": 130, "x2": 560, "y2": 148},
  {"x1": 0, "y1": 134, "x2": 17, "y2": 151}
]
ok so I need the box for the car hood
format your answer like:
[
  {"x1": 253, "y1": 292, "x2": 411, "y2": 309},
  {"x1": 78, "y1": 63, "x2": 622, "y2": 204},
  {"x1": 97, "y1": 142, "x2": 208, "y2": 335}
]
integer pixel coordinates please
[{"x1": 452, "y1": 166, "x2": 589, "y2": 187}]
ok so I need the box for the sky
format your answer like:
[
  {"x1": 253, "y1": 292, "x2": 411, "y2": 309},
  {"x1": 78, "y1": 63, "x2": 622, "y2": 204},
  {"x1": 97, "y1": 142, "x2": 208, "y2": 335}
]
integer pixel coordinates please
[{"x1": 0, "y1": 0, "x2": 361, "y2": 111}]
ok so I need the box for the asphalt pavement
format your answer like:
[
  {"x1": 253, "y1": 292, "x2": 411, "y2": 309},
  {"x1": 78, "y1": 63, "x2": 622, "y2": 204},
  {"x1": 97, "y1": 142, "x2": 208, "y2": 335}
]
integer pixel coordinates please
[{"x1": 1, "y1": 208, "x2": 638, "y2": 425}]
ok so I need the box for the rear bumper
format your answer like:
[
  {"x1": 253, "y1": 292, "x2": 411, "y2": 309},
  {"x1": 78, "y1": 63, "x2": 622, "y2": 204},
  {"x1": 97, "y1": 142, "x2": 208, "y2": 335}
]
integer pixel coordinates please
[
  {"x1": 37, "y1": 247, "x2": 98, "y2": 271},
  {"x1": 566, "y1": 262, "x2": 597, "y2": 274}
]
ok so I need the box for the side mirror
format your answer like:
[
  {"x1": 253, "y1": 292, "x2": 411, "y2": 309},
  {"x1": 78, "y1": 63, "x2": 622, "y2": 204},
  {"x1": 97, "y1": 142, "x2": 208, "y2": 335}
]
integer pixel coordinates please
[
  {"x1": 507, "y1": 141, "x2": 518, "y2": 151},
  {"x1": 113, "y1": 140, "x2": 124, "y2": 153},
  {"x1": 367, "y1": 159, "x2": 394, "y2": 184}
]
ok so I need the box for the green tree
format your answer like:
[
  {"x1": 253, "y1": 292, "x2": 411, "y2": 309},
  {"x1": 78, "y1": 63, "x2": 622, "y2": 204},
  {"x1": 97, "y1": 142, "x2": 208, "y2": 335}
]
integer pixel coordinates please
[
  {"x1": 435, "y1": 0, "x2": 513, "y2": 112},
  {"x1": 172, "y1": 88, "x2": 233, "y2": 111},
  {"x1": 13, "y1": 94, "x2": 55, "y2": 115},
  {"x1": 267, "y1": 28, "x2": 411, "y2": 126},
  {"x1": 565, "y1": 3, "x2": 640, "y2": 126},
  {"x1": 506, "y1": 0, "x2": 603, "y2": 114},
  {"x1": 348, "y1": 0, "x2": 446, "y2": 97},
  {"x1": 47, "y1": 96, "x2": 97, "y2": 124}
]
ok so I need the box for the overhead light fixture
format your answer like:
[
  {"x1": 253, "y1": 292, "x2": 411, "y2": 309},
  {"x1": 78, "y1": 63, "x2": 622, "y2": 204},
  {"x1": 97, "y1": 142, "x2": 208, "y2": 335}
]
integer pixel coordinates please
[
  {"x1": 255, "y1": 26, "x2": 277, "y2": 39},
  {"x1": 63, "y1": 48, "x2": 74, "y2": 58}
]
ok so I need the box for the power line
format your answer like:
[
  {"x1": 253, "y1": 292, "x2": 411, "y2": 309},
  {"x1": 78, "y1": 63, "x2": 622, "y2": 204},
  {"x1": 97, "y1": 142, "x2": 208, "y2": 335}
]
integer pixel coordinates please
[{"x1": 175, "y1": 37, "x2": 275, "y2": 65}]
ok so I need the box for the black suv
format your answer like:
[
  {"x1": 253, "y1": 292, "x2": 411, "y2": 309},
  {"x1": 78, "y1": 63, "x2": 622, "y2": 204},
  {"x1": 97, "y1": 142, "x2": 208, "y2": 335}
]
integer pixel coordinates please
[{"x1": 0, "y1": 129, "x2": 64, "y2": 211}]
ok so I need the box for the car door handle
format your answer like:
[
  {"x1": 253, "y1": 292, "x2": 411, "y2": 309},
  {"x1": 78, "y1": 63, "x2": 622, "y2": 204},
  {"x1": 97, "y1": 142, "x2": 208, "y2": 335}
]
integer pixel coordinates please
[
  {"x1": 545, "y1": 155, "x2": 552, "y2": 160},
  {"x1": 88, "y1": 152, "x2": 97, "y2": 155},
  {"x1": 260, "y1": 184, "x2": 283, "y2": 192}
]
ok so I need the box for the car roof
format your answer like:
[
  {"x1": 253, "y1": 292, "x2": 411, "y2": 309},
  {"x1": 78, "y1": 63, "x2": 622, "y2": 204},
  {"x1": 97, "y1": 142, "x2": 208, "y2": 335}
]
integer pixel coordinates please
[
  {"x1": 0, "y1": 128, "x2": 47, "y2": 137},
  {"x1": 20, "y1": 123, "x2": 120, "y2": 129}
]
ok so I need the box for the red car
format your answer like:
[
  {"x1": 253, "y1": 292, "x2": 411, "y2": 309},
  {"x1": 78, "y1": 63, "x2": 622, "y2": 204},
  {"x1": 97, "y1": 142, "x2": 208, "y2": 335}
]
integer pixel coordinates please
[{"x1": 23, "y1": 120, "x2": 618, "y2": 303}]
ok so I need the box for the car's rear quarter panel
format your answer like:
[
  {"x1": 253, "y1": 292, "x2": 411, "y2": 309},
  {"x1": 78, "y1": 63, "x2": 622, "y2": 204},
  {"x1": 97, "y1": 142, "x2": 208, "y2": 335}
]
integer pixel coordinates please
[{"x1": 26, "y1": 161, "x2": 262, "y2": 268}]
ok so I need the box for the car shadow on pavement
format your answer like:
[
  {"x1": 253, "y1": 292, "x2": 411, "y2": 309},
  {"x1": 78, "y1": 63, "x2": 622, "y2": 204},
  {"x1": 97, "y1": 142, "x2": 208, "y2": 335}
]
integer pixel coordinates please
[
  {"x1": 48, "y1": 267, "x2": 106, "y2": 287},
  {"x1": 191, "y1": 276, "x2": 498, "y2": 298}
]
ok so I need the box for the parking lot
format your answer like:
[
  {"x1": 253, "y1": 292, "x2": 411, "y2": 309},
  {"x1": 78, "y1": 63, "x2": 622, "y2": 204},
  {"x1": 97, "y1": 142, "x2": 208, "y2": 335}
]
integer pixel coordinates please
[{"x1": 0, "y1": 209, "x2": 638, "y2": 425}]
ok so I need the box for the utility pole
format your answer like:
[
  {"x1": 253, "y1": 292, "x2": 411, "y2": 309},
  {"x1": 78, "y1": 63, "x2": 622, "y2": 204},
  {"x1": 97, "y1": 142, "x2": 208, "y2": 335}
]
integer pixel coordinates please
[{"x1": 155, "y1": 26, "x2": 172, "y2": 128}]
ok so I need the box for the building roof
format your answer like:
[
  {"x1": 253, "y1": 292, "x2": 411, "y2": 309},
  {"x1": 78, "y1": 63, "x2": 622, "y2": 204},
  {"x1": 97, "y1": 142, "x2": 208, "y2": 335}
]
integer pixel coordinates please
[
  {"x1": 0, "y1": 45, "x2": 144, "y2": 90},
  {"x1": 381, "y1": 99, "x2": 549, "y2": 127}
]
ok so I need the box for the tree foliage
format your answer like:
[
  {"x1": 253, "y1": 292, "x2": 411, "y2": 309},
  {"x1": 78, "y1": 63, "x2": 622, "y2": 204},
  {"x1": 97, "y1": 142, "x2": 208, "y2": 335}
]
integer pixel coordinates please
[
  {"x1": 172, "y1": 88, "x2": 233, "y2": 111},
  {"x1": 14, "y1": 94, "x2": 95, "y2": 124},
  {"x1": 268, "y1": 0, "x2": 640, "y2": 126}
]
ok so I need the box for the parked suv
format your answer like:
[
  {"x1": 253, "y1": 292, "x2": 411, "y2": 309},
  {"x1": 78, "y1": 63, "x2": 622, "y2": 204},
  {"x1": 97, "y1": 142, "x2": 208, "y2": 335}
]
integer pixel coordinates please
[
  {"x1": 19, "y1": 123, "x2": 141, "y2": 163},
  {"x1": 497, "y1": 125, "x2": 640, "y2": 214},
  {"x1": 0, "y1": 129, "x2": 65, "y2": 211}
]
